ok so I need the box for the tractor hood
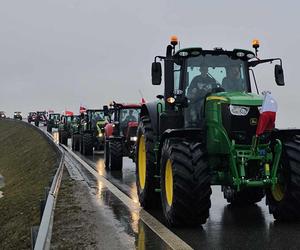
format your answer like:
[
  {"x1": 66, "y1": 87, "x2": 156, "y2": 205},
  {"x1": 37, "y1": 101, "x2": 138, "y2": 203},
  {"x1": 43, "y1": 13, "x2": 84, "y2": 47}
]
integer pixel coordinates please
[{"x1": 207, "y1": 92, "x2": 263, "y2": 106}]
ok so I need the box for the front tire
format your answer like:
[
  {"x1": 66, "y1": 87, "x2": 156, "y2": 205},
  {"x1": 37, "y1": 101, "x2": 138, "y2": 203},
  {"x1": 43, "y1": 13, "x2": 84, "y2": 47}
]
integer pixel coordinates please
[
  {"x1": 104, "y1": 140, "x2": 110, "y2": 168},
  {"x1": 160, "y1": 140, "x2": 211, "y2": 227},
  {"x1": 82, "y1": 133, "x2": 93, "y2": 156},
  {"x1": 60, "y1": 131, "x2": 68, "y2": 146},
  {"x1": 109, "y1": 140, "x2": 123, "y2": 171},
  {"x1": 74, "y1": 134, "x2": 80, "y2": 151},
  {"x1": 266, "y1": 136, "x2": 300, "y2": 221},
  {"x1": 47, "y1": 125, "x2": 52, "y2": 133},
  {"x1": 136, "y1": 116, "x2": 160, "y2": 209}
]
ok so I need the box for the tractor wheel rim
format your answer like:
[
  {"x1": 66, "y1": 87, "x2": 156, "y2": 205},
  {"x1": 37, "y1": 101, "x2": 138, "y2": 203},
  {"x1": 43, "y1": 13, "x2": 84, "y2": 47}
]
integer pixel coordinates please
[
  {"x1": 165, "y1": 159, "x2": 173, "y2": 206},
  {"x1": 138, "y1": 135, "x2": 146, "y2": 189},
  {"x1": 272, "y1": 183, "x2": 284, "y2": 202}
]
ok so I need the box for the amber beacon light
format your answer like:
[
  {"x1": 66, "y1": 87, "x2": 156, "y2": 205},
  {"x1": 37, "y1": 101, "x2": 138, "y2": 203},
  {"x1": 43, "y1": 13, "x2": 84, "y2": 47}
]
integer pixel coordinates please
[{"x1": 170, "y1": 35, "x2": 178, "y2": 46}]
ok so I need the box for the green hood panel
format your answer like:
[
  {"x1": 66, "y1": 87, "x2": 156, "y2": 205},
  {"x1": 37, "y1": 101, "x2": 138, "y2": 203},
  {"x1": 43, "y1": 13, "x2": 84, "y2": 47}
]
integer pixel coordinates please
[{"x1": 207, "y1": 92, "x2": 263, "y2": 106}]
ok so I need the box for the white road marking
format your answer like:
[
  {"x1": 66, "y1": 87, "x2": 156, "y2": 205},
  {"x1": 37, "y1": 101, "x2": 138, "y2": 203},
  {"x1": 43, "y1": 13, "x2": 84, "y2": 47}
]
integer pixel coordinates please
[{"x1": 61, "y1": 145, "x2": 193, "y2": 250}]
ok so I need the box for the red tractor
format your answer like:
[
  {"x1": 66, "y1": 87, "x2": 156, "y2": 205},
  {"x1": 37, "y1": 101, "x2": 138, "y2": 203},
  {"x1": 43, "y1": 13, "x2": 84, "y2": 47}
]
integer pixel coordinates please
[{"x1": 104, "y1": 102, "x2": 141, "y2": 170}]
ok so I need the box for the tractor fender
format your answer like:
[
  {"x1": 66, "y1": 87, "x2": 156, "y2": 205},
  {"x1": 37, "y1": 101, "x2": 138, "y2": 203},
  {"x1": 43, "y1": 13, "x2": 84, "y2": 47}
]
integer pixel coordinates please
[
  {"x1": 105, "y1": 123, "x2": 114, "y2": 138},
  {"x1": 157, "y1": 128, "x2": 204, "y2": 165},
  {"x1": 271, "y1": 128, "x2": 300, "y2": 142},
  {"x1": 140, "y1": 101, "x2": 159, "y2": 135}
]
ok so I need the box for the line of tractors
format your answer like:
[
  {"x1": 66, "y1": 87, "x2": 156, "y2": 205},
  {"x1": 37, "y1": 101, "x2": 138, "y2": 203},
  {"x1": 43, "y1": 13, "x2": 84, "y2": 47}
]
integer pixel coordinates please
[{"x1": 42, "y1": 37, "x2": 300, "y2": 227}]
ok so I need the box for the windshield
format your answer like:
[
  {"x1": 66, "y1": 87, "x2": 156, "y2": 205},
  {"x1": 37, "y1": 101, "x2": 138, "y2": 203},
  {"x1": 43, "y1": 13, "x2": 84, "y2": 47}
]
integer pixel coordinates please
[
  {"x1": 50, "y1": 114, "x2": 60, "y2": 120},
  {"x1": 181, "y1": 54, "x2": 249, "y2": 128},
  {"x1": 120, "y1": 108, "x2": 140, "y2": 125},
  {"x1": 184, "y1": 54, "x2": 248, "y2": 93},
  {"x1": 89, "y1": 111, "x2": 105, "y2": 122}
]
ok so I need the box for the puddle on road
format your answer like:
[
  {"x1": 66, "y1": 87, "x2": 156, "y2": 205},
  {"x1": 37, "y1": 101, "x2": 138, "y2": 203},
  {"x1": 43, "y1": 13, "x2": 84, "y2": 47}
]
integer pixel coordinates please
[
  {"x1": 95, "y1": 181, "x2": 170, "y2": 249},
  {"x1": 52, "y1": 131, "x2": 59, "y2": 144},
  {"x1": 0, "y1": 174, "x2": 4, "y2": 199}
]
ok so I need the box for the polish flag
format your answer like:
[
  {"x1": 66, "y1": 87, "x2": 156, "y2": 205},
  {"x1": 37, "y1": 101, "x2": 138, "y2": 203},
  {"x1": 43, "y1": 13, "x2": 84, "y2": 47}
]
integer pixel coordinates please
[
  {"x1": 65, "y1": 111, "x2": 74, "y2": 116},
  {"x1": 79, "y1": 106, "x2": 87, "y2": 114},
  {"x1": 256, "y1": 92, "x2": 277, "y2": 136}
]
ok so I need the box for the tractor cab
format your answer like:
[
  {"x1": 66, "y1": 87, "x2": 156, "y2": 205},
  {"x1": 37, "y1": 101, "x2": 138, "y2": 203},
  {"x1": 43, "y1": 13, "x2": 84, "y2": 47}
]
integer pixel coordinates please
[{"x1": 151, "y1": 38, "x2": 284, "y2": 132}]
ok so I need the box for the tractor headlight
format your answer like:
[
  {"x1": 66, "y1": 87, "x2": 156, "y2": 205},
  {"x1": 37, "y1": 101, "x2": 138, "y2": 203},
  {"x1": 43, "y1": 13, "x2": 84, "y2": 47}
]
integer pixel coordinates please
[
  {"x1": 229, "y1": 105, "x2": 250, "y2": 116},
  {"x1": 130, "y1": 136, "x2": 137, "y2": 142}
]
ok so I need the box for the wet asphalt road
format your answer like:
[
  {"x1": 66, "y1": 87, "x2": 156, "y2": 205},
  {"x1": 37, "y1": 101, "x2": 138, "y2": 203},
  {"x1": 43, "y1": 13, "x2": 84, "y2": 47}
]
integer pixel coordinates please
[{"x1": 51, "y1": 129, "x2": 300, "y2": 250}]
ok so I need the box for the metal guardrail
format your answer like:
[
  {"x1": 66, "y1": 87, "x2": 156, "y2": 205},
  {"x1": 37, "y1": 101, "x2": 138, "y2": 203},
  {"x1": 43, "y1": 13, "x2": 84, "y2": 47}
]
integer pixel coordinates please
[
  {"x1": 29, "y1": 127, "x2": 64, "y2": 250},
  {"x1": 34, "y1": 152, "x2": 64, "y2": 250}
]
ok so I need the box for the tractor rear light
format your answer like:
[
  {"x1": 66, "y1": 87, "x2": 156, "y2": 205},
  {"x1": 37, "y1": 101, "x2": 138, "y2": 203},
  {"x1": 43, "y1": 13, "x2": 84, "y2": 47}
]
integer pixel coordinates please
[{"x1": 229, "y1": 105, "x2": 250, "y2": 116}]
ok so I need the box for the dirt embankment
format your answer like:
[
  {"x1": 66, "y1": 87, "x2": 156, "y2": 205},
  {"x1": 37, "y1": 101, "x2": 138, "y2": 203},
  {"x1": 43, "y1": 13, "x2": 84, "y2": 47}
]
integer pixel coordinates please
[{"x1": 0, "y1": 120, "x2": 60, "y2": 249}]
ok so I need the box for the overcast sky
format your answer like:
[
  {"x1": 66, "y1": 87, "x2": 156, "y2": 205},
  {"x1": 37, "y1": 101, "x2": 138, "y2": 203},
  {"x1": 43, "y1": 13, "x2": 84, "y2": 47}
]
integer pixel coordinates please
[{"x1": 0, "y1": 0, "x2": 299, "y2": 127}]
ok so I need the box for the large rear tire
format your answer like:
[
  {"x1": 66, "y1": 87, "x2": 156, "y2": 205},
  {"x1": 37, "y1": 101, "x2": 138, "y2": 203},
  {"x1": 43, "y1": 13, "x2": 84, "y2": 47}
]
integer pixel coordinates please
[
  {"x1": 266, "y1": 136, "x2": 300, "y2": 221},
  {"x1": 82, "y1": 133, "x2": 93, "y2": 156},
  {"x1": 136, "y1": 116, "x2": 160, "y2": 209},
  {"x1": 109, "y1": 140, "x2": 123, "y2": 170},
  {"x1": 160, "y1": 140, "x2": 211, "y2": 226}
]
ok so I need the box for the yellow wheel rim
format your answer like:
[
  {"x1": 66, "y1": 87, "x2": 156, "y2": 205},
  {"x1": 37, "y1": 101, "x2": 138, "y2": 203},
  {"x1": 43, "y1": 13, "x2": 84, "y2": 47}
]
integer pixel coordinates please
[
  {"x1": 165, "y1": 159, "x2": 173, "y2": 206},
  {"x1": 272, "y1": 184, "x2": 284, "y2": 202},
  {"x1": 138, "y1": 135, "x2": 146, "y2": 189}
]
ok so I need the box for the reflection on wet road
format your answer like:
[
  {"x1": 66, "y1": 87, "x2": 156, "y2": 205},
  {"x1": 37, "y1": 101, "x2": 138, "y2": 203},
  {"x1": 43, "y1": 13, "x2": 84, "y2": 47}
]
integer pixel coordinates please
[{"x1": 64, "y1": 137, "x2": 300, "y2": 249}]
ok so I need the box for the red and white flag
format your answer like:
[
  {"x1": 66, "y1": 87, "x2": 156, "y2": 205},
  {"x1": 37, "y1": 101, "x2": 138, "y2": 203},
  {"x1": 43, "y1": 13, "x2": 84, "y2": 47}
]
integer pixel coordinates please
[
  {"x1": 65, "y1": 110, "x2": 74, "y2": 116},
  {"x1": 79, "y1": 106, "x2": 87, "y2": 114},
  {"x1": 256, "y1": 92, "x2": 277, "y2": 136}
]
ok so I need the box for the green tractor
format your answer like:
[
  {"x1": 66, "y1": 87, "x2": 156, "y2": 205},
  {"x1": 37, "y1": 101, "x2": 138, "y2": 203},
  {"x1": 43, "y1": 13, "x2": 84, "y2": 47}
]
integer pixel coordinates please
[
  {"x1": 47, "y1": 113, "x2": 61, "y2": 133},
  {"x1": 70, "y1": 115, "x2": 82, "y2": 151},
  {"x1": 58, "y1": 114, "x2": 73, "y2": 146},
  {"x1": 136, "y1": 37, "x2": 300, "y2": 227},
  {"x1": 79, "y1": 109, "x2": 107, "y2": 156}
]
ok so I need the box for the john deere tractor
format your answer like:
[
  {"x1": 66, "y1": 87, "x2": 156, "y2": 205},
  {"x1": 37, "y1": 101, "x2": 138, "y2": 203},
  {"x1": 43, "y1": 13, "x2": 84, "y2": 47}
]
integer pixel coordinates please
[
  {"x1": 70, "y1": 115, "x2": 82, "y2": 151},
  {"x1": 79, "y1": 109, "x2": 107, "y2": 156},
  {"x1": 103, "y1": 102, "x2": 141, "y2": 170},
  {"x1": 58, "y1": 114, "x2": 73, "y2": 146},
  {"x1": 47, "y1": 113, "x2": 61, "y2": 133},
  {"x1": 136, "y1": 37, "x2": 300, "y2": 227}
]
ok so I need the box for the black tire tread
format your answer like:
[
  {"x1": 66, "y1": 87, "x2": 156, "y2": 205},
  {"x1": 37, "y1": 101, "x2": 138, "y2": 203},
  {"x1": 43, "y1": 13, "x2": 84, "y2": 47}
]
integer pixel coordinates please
[
  {"x1": 161, "y1": 140, "x2": 211, "y2": 226},
  {"x1": 82, "y1": 133, "x2": 93, "y2": 155},
  {"x1": 267, "y1": 137, "x2": 300, "y2": 221},
  {"x1": 136, "y1": 116, "x2": 160, "y2": 209},
  {"x1": 109, "y1": 140, "x2": 123, "y2": 170}
]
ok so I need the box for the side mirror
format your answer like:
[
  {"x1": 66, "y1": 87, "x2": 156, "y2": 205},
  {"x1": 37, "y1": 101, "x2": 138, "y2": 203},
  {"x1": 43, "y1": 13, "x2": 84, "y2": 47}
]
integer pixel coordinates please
[
  {"x1": 103, "y1": 105, "x2": 109, "y2": 116},
  {"x1": 151, "y1": 62, "x2": 162, "y2": 85},
  {"x1": 275, "y1": 64, "x2": 285, "y2": 86}
]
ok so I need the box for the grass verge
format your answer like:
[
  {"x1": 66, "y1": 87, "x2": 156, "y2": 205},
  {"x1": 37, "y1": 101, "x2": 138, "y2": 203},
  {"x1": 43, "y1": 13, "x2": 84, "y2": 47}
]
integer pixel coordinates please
[{"x1": 0, "y1": 120, "x2": 59, "y2": 249}]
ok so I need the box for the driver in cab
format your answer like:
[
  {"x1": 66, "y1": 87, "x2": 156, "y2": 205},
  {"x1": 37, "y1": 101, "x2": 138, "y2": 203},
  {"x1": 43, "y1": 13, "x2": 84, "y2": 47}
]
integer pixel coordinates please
[
  {"x1": 187, "y1": 65, "x2": 216, "y2": 102},
  {"x1": 186, "y1": 65, "x2": 216, "y2": 127}
]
